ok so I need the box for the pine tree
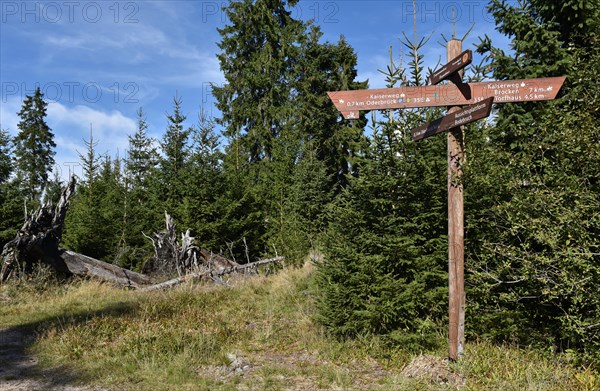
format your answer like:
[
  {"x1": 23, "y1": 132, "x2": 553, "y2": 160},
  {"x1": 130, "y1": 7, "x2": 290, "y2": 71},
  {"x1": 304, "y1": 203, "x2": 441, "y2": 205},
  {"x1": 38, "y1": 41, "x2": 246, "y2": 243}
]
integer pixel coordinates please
[
  {"x1": 0, "y1": 129, "x2": 22, "y2": 246},
  {"x1": 467, "y1": 0, "x2": 600, "y2": 359},
  {"x1": 315, "y1": 42, "x2": 449, "y2": 347},
  {"x1": 0, "y1": 129, "x2": 11, "y2": 185},
  {"x1": 158, "y1": 95, "x2": 191, "y2": 221},
  {"x1": 13, "y1": 87, "x2": 56, "y2": 203},
  {"x1": 120, "y1": 108, "x2": 160, "y2": 269},
  {"x1": 179, "y1": 112, "x2": 225, "y2": 251},
  {"x1": 213, "y1": 0, "x2": 304, "y2": 163},
  {"x1": 294, "y1": 27, "x2": 368, "y2": 189},
  {"x1": 62, "y1": 129, "x2": 112, "y2": 259}
]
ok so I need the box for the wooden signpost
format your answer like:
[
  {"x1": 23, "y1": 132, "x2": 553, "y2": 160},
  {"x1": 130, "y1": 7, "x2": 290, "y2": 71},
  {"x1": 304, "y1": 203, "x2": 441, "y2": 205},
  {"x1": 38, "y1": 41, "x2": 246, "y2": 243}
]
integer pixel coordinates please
[{"x1": 327, "y1": 38, "x2": 566, "y2": 361}]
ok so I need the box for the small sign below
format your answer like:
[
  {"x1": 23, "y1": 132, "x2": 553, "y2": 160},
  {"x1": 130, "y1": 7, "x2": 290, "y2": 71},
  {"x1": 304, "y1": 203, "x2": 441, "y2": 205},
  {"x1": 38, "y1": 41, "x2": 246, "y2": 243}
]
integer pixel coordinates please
[
  {"x1": 411, "y1": 97, "x2": 494, "y2": 141},
  {"x1": 429, "y1": 50, "x2": 472, "y2": 85}
]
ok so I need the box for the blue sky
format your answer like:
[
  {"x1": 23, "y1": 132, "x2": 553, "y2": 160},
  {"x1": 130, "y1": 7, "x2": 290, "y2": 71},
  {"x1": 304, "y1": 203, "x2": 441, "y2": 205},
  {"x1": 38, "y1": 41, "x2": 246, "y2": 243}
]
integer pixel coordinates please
[{"x1": 0, "y1": 1, "x2": 511, "y2": 179}]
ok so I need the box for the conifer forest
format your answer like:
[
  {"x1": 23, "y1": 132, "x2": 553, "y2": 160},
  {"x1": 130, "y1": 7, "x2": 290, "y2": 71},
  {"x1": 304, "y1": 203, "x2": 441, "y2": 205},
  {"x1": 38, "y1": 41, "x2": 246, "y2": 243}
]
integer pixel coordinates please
[{"x1": 1, "y1": 0, "x2": 599, "y2": 374}]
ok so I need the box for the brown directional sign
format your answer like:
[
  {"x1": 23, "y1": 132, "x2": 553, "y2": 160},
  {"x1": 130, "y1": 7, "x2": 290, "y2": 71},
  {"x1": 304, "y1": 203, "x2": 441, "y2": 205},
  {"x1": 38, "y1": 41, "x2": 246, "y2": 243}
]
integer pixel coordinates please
[
  {"x1": 429, "y1": 49, "x2": 472, "y2": 85},
  {"x1": 411, "y1": 97, "x2": 494, "y2": 141},
  {"x1": 328, "y1": 76, "x2": 565, "y2": 119},
  {"x1": 341, "y1": 110, "x2": 360, "y2": 119}
]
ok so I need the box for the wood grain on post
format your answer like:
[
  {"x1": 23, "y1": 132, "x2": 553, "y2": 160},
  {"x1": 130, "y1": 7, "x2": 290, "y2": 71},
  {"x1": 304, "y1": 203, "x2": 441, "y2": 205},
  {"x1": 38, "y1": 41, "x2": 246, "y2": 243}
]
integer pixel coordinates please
[{"x1": 447, "y1": 39, "x2": 465, "y2": 361}]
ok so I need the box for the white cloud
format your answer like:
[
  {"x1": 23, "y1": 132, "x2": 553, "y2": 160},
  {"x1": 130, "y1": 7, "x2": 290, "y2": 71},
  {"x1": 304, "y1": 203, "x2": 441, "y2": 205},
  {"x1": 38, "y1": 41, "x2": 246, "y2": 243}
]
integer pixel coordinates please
[
  {"x1": 1, "y1": 97, "x2": 134, "y2": 180},
  {"x1": 0, "y1": 98, "x2": 21, "y2": 136},
  {"x1": 47, "y1": 102, "x2": 135, "y2": 179}
]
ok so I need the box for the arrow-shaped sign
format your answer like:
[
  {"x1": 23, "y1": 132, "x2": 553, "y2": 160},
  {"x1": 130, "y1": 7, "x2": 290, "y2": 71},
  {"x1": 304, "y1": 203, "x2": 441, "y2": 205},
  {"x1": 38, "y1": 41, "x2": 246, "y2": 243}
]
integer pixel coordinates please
[
  {"x1": 429, "y1": 49, "x2": 472, "y2": 85},
  {"x1": 328, "y1": 76, "x2": 565, "y2": 119},
  {"x1": 411, "y1": 97, "x2": 494, "y2": 141}
]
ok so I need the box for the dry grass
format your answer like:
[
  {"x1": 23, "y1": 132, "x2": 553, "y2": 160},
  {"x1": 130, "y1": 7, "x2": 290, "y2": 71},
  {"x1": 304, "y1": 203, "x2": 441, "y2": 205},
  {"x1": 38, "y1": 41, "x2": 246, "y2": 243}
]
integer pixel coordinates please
[{"x1": 1, "y1": 263, "x2": 597, "y2": 390}]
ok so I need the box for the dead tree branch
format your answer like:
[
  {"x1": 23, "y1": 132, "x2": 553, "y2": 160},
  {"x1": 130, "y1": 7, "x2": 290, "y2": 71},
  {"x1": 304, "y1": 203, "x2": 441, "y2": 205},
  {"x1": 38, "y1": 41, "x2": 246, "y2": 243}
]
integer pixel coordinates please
[{"x1": 141, "y1": 256, "x2": 285, "y2": 292}]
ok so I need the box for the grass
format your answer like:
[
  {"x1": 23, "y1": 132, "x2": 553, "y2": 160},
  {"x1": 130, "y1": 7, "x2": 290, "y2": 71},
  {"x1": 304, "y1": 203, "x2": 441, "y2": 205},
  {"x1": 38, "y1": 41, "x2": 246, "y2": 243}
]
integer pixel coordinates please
[{"x1": 1, "y1": 262, "x2": 598, "y2": 390}]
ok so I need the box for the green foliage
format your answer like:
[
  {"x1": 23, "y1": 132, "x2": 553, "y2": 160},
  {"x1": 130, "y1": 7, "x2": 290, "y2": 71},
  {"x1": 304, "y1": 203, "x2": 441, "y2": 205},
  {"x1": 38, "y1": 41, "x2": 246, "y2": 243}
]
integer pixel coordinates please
[
  {"x1": 216, "y1": 140, "x2": 267, "y2": 261},
  {"x1": 293, "y1": 26, "x2": 369, "y2": 189},
  {"x1": 213, "y1": 0, "x2": 368, "y2": 263},
  {"x1": 42, "y1": 171, "x2": 64, "y2": 205},
  {"x1": 179, "y1": 112, "x2": 225, "y2": 252},
  {"x1": 158, "y1": 95, "x2": 191, "y2": 222},
  {"x1": 288, "y1": 143, "x2": 333, "y2": 251},
  {"x1": 0, "y1": 129, "x2": 12, "y2": 185},
  {"x1": 0, "y1": 180, "x2": 23, "y2": 246},
  {"x1": 13, "y1": 87, "x2": 56, "y2": 203},
  {"x1": 467, "y1": 0, "x2": 600, "y2": 363},
  {"x1": 119, "y1": 108, "x2": 160, "y2": 269},
  {"x1": 315, "y1": 42, "x2": 448, "y2": 347},
  {"x1": 214, "y1": 0, "x2": 304, "y2": 162},
  {"x1": 62, "y1": 131, "x2": 117, "y2": 260},
  {"x1": 0, "y1": 129, "x2": 23, "y2": 246}
]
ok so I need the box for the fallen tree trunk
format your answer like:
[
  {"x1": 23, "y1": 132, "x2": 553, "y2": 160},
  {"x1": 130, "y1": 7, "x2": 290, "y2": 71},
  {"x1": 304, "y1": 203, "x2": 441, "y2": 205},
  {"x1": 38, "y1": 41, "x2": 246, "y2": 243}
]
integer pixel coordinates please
[
  {"x1": 142, "y1": 256, "x2": 285, "y2": 292},
  {"x1": 1, "y1": 179, "x2": 283, "y2": 290},
  {"x1": 60, "y1": 250, "x2": 151, "y2": 288},
  {"x1": 1, "y1": 176, "x2": 151, "y2": 288}
]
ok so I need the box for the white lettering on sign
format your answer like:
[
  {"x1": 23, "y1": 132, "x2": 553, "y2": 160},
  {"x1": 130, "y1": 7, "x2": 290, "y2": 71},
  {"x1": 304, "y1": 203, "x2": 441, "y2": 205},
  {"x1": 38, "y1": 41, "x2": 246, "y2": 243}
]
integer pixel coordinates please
[
  {"x1": 454, "y1": 102, "x2": 487, "y2": 119},
  {"x1": 454, "y1": 114, "x2": 473, "y2": 126}
]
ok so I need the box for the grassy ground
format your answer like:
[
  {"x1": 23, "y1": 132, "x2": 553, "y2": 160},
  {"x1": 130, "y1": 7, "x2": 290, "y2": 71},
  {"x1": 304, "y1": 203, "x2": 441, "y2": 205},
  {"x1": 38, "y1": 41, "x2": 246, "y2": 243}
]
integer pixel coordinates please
[{"x1": 1, "y1": 263, "x2": 597, "y2": 390}]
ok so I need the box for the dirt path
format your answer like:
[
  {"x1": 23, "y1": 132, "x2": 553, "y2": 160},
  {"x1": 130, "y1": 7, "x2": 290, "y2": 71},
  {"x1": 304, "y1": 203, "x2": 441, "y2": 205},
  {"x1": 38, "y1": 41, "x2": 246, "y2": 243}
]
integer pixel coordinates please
[{"x1": 0, "y1": 328, "x2": 102, "y2": 391}]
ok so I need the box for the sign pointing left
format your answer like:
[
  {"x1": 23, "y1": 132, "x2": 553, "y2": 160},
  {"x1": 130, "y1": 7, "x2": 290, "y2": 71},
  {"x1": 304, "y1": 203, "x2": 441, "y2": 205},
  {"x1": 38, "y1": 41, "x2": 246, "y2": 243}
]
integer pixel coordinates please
[{"x1": 411, "y1": 97, "x2": 494, "y2": 141}]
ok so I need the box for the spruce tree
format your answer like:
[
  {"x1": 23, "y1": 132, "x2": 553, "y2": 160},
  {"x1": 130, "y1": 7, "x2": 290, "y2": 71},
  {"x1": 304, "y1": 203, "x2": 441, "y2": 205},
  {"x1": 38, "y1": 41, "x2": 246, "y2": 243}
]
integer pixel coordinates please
[
  {"x1": 0, "y1": 129, "x2": 22, "y2": 246},
  {"x1": 13, "y1": 87, "x2": 56, "y2": 203},
  {"x1": 127, "y1": 108, "x2": 158, "y2": 192},
  {"x1": 159, "y1": 95, "x2": 191, "y2": 221},
  {"x1": 217, "y1": 135, "x2": 267, "y2": 261},
  {"x1": 213, "y1": 0, "x2": 368, "y2": 261},
  {"x1": 213, "y1": 0, "x2": 300, "y2": 260},
  {"x1": 467, "y1": 0, "x2": 600, "y2": 359},
  {"x1": 62, "y1": 130, "x2": 112, "y2": 259},
  {"x1": 179, "y1": 112, "x2": 225, "y2": 251},
  {"x1": 98, "y1": 155, "x2": 125, "y2": 261},
  {"x1": 315, "y1": 42, "x2": 449, "y2": 346},
  {"x1": 0, "y1": 129, "x2": 11, "y2": 185},
  {"x1": 294, "y1": 27, "x2": 368, "y2": 189},
  {"x1": 121, "y1": 108, "x2": 160, "y2": 269},
  {"x1": 213, "y1": 0, "x2": 304, "y2": 163}
]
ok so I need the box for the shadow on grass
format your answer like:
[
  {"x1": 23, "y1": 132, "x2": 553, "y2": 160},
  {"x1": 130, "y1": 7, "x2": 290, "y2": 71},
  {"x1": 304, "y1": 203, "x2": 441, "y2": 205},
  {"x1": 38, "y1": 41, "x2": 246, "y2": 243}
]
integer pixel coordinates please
[{"x1": 0, "y1": 300, "x2": 137, "y2": 389}]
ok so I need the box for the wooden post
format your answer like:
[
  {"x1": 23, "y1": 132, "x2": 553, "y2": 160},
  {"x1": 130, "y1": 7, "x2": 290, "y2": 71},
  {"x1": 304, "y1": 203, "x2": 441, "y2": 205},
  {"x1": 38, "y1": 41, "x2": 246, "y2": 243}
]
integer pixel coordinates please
[{"x1": 447, "y1": 39, "x2": 465, "y2": 361}]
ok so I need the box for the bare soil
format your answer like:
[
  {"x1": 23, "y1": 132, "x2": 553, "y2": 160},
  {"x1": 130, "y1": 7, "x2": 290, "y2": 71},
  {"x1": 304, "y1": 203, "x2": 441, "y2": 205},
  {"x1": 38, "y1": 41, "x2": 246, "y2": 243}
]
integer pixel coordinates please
[{"x1": 0, "y1": 327, "x2": 102, "y2": 391}]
